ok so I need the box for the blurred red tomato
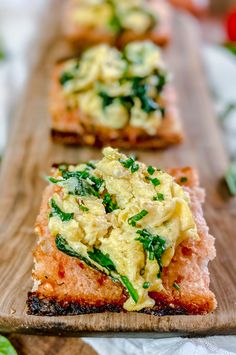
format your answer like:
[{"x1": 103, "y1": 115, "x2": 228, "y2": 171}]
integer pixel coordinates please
[{"x1": 226, "y1": 7, "x2": 236, "y2": 42}]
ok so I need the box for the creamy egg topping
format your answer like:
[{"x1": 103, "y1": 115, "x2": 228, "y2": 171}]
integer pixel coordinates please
[
  {"x1": 72, "y1": 0, "x2": 157, "y2": 34},
  {"x1": 48, "y1": 147, "x2": 199, "y2": 311},
  {"x1": 59, "y1": 41, "x2": 169, "y2": 135}
]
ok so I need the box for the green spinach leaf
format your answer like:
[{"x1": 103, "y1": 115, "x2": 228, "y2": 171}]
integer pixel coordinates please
[{"x1": 50, "y1": 199, "x2": 74, "y2": 222}]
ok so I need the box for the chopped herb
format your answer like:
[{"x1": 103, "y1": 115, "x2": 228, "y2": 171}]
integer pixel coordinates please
[
  {"x1": 79, "y1": 204, "x2": 89, "y2": 212},
  {"x1": 153, "y1": 193, "x2": 164, "y2": 201},
  {"x1": 128, "y1": 210, "x2": 148, "y2": 227},
  {"x1": 99, "y1": 91, "x2": 114, "y2": 108},
  {"x1": 108, "y1": 14, "x2": 122, "y2": 33},
  {"x1": 59, "y1": 71, "x2": 75, "y2": 86},
  {"x1": 143, "y1": 281, "x2": 150, "y2": 289},
  {"x1": 50, "y1": 199, "x2": 74, "y2": 222},
  {"x1": 119, "y1": 95, "x2": 134, "y2": 111},
  {"x1": 173, "y1": 282, "x2": 180, "y2": 291},
  {"x1": 225, "y1": 163, "x2": 236, "y2": 196},
  {"x1": 119, "y1": 155, "x2": 139, "y2": 173},
  {"x1": 120, "y1": 275, "x2": 139, "y2": 303},
  {"x1": 86, "y1": 161, "x2": 96, "y2": 170},
  {"x1": 147, "y1": 165, "x2": 155, "y2": 175},
  {"x1": 180, "y1": 176, "x2": 188, "y2": 183},
  {"x1": 132, "y1": 77, "x2": 162, "y2": 114},
  {"x1": 61, "y1": 170, "x2": 89, "y2": 180},
  {"x1": 136, "y1": 229, "x2": 166, "y2": 273},
  {"x1": 88, "y1": 248, "x2": 117, "y2": 272},
  {"x1": 89, "y1": 174, "x2": 104, "y2": 191},
  {"x1": 156, "y1": 72, "x2": 167, "y2": 92},
  {"x1": 103, "y1": 193, "x2": 119, "y2": 213},
  {"x1": 60, "y1": 170, "x2": 104, "y2": 197},
  {"x1": 146, "y1": 176, "x2": 161, "y2": 186},
  {"x1": 46, "y1": 176, "x2": 63, "y2": 184}
]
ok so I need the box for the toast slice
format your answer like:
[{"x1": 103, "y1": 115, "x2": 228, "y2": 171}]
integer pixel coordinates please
[
  {"x1": 27, "y1": 148, "x2": 216, "y2": 316},
  {"x1": 63, "y1": 0, "x2": 171, "y2": 48},
  {"x1": 50, "y1": 42, "x2": 183, "y2": 149}
]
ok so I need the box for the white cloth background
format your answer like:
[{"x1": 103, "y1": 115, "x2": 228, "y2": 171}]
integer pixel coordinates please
[{"x1": 0, "y1": 1, "x2": 236, "y2": 354}]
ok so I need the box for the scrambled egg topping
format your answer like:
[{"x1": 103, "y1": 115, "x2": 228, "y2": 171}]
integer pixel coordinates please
[
  {"x1": 60, "y1": 41, "x2": 168, "y2": 135},
  {"x1": 48, "y1": 148, "x2": 199, "y2": 311},
  {"x1": 72, "y1": 0, "x2": 157, "y2": 34}
]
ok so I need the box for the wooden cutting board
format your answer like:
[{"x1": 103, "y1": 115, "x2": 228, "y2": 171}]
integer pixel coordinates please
[{"x1": 0, "y1": 0, "x2": 235, "y2": 337}]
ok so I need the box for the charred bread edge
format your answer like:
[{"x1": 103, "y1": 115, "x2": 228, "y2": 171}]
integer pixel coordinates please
[{"x1": 27, "y1": 291, "x2": 211, "y2": 316}]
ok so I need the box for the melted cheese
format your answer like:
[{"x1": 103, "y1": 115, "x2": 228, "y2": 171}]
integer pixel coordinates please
[
  {"x1": 48, "y1": 147, "x2": 199, "y2": 311},
  {"x1": 61, "y1": 41, "x2": 167, "y2": 134}
]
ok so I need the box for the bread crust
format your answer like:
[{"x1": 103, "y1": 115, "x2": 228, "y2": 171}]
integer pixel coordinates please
[
  {"x1": 63, "y1": 0, "x2": 171, "y2": 48},
  {"x1": 50, "y1": 63, "x2": 183, "y2": 149},
  {"x1": 27, "y1": 167, "x2": 217, "y2": 316}
]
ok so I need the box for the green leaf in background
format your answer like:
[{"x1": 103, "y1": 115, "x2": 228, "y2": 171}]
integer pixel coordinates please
[
  {"x1": 0, "y1": 336, "x2": 17, "y2": 355},
  {"x1": 220, "y1": 102, "x2": 236, "y2": 123},
  {"x1": 0, "y1": 49, "x2": 4, "y2": 61},
  {"x1": 224, "y1": 42, "x2": 236, "y2": 56},
  {"x1": 225, "y1": 163, "x2": 236, "y2": 196}
]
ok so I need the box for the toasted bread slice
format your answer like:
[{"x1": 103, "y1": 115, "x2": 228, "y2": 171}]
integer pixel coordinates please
[
  {"x1": 27, "y1": 164, "x2": 216, "y2": 316},
  {"x1": 63, "y1": 0, "x2": 171, "y2": 47}
]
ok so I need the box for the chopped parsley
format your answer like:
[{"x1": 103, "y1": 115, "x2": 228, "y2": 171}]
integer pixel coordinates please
[
  {"x1": 173, "y1": 282, "x2": 180, "y2": 291},
  {"x1": 50, "y1": 198, "x2": 74, "y2": 222},
  {"x1": 86, "y1": 161, "x2": 96, "y2": 170},
  {"x1": 156, "y1": 72, "x2": 167, "y2": 92},
  {"x1": 59, "y1": 71, "x2": 75, "y2": 86},
  {"x1": 108, "y1": 13, "x2": 122, "y2": 33},
  {"x1": 180, "y1": 176, "x2": 188, "y2": 183},
  {"x1": 79, "y1": 204, "x2": 89, "y2": 212},
  {"x1": 128, "y1": 210, "x2": 148, "y2": 227},
  {"x1": 46, "y1": 176, "x2": 63, "y2": 184},
  {"x1": 146, "y1": 176, "x2": 161, "y2": 186},
  {"x1": 57, "y1": 169, "x2": 104, "y2": 197},
  {"x1": 119, "y1": 155, "x2": 139, "y2": 173},
  {"x1": 132, "y1": 77, "x2": 160, "y2": 114},
  {"x1": 103, "y1": 193, "x2": 119, "y2": 213},
  {"x1": 98, "y1": 76, "x2": 165, "y2": 116},
  {"x1": 147, "y1": 165, "x2": 155, "y2": 175},
  {"x1": 143, "y1": 282, "x2": 151, "y2": 289},
  {"x1": 99, "y1": 91, "x2": 114, "y2": 108},
  {"x1": 136, "y1": 229, "x2": 166, "y2": 273},
  {"x1": 153, "y1": 193, "x2": 164, "y2": 201}
]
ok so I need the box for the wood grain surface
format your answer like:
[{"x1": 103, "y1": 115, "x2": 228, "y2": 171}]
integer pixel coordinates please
[
  {"x1": 0, "y1": 0, "x2": 235, "y2": 337},
  {"x1": 8, "y1": 334, "x2": 97, "y2": 355}
]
